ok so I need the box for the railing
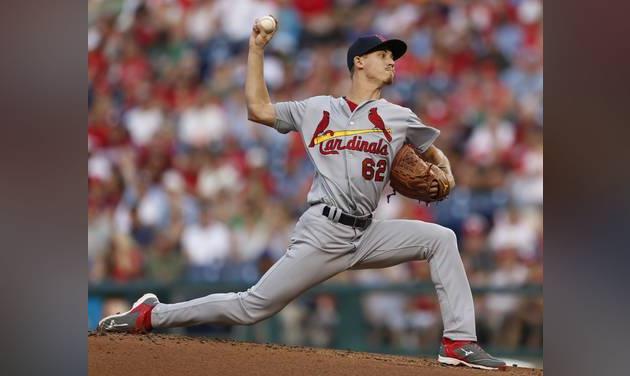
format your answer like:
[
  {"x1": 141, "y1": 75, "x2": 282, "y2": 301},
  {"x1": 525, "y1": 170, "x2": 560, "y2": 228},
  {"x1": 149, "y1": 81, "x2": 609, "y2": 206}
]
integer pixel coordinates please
[{"x1": 89, "y1": 281, "x2": 543, "y2": 359}]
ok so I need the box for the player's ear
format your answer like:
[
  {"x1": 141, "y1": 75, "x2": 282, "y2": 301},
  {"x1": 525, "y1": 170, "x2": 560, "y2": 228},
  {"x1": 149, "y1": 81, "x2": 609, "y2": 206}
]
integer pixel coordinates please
[{"x1": 354, "y1": 55, "x2": 364, "y2": 70}]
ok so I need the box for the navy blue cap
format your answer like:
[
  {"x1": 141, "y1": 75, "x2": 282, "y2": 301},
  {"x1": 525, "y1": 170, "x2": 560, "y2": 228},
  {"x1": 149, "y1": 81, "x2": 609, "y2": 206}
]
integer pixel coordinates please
[{"x1": 347, "y1": 34, "x2": 407, "y2": 71}]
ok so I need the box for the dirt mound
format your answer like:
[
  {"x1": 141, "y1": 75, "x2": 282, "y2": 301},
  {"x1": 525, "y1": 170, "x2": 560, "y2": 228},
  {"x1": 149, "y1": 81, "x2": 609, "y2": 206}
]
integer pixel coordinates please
[{"x1": 88, "y1": 332, "x2": 542, "y2": 376}]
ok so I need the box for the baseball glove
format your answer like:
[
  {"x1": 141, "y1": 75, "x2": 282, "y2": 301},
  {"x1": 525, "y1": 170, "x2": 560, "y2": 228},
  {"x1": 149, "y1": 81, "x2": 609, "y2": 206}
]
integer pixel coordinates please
[{"x1": 389, "y1": 143, "x2": 451, "y2": 203}]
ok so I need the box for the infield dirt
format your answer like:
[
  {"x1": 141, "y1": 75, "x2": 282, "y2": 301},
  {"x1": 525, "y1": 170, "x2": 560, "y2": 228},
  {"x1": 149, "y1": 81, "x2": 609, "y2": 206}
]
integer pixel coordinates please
[{"x1": 88, "y1": 332, "x2": 542, "y2": 376}]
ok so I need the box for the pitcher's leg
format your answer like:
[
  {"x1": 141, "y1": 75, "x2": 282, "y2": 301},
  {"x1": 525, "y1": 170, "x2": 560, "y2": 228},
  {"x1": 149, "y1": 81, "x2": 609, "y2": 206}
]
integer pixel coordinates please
[
  {"x1": 152, "y1": 244, "x2": 349, "y2": 328},
  {"x1": 425, "y1": 226, "x2": 476, "y2": 341},
  {"x1": 352, "y1": 220, "x2": 476, "y2": 341}
]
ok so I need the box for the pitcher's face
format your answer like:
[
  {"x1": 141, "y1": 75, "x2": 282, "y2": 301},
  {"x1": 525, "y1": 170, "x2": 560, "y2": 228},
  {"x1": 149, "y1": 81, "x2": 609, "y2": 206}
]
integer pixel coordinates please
[{"x1": 358, "y1": 49, "x2": 396, "y2": 85}]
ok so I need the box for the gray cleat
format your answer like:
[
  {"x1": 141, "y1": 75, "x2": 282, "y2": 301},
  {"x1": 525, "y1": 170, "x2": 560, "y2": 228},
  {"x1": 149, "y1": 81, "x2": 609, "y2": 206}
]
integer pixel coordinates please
[
  {"x1": 98, "y1": 293, "x2": 159, "y2": 334},
  {"x1": 438, "y1": 339, "x2": 506, "y2": 370}
]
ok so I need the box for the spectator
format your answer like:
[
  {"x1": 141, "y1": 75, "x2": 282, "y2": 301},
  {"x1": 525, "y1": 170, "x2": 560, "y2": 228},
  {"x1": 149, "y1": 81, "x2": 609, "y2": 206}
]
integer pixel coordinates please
[
  {"x1": 178, "y1": 90, "x2": 229, "y2": 149},
  {"x1": 123, "y1": 85, "x2": 165, "y2": 147},
  {"x1": 163, "y1": 169, "x2": 200, "y2": 226},
  {"x1": 185, "y1": 0, "x2": 220, "y2": 44},
  {"x1": 485, "y1": 248, "x2": 529, "y2": 338},
  {"x1": 215, "y1": 0, "x2": 277, "y2": 43},
  {"x1": 196, "y1": 150, "x2": 243, "y2": 200},
  {"x1": 406, "y1": 295, "x2": 441, "y2": 351},
  {"x1": 145, "y1": 232, "x2": 186, "y2": 283},
  {"x1": 508, "y1": 129, "x2": 543, "y2": 207},
  {"x1": 107, "y1": 233, "x2": 144, "y2": 282},
  {"x1": 181, "y1": 204, "x2": 232, "y2": 281},
  {"x1": 304, "y1": 294, "x2": 339, "y2": 348},
  {"x1": 460, "y1": 214, "x2": 495, "y2": 285},
  {"x1": 466, "y1": 110, "x2": 516, "y2": 166},
  {"x1": 88, "y1": 204, "x2": 112, "y2": 282},
  {"x1": 232, "y1": 200, "x2": 271, "y2": 263},
  {"x1": 489, "y1": 206, "x2": 538, "y2": 261},
  {"x1": 131, "y1": 172, "x2": 170, "y2": 229}
]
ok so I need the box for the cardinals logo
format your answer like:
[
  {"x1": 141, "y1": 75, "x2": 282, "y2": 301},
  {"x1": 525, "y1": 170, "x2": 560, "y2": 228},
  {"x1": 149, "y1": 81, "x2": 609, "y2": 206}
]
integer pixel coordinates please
[
  {"x1": 309, "y1": 110, "x2": 330, "y2": 147},
  {"x1": 308, "y1": 108, "x2": 392, "y2": 156},
  {"x1": 368, "y1": 108, "x2": 392, "y2": 142}
]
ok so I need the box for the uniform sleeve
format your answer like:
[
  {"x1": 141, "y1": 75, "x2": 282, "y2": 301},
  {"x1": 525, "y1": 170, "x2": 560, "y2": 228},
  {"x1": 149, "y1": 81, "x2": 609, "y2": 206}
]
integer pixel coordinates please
[
  {"x1": 406, "y1": 110, "x2": 440, "y2": 153},
  {"x1": 272, "y1": 99, "x2": 308, "y2": 134}
]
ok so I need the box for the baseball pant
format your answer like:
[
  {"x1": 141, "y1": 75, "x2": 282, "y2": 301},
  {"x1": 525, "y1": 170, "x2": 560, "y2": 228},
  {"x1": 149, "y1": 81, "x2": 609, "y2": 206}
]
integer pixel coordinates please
[{"x1": 151, "y1": 203, "x2": 476, "y2": 341}]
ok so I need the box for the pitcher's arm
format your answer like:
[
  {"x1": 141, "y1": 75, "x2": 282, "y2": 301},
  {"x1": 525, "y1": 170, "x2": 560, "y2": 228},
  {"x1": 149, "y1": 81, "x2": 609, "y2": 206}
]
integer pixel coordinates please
[{"x1": 245, "y1": 19, "x2": 277, "y2": 127}]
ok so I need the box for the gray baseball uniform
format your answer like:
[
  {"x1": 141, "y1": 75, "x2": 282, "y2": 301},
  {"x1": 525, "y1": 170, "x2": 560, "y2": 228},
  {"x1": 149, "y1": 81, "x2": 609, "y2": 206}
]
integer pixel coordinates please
[{"x1": 151, "y1": 96, "x2": 477, "y2": 341}]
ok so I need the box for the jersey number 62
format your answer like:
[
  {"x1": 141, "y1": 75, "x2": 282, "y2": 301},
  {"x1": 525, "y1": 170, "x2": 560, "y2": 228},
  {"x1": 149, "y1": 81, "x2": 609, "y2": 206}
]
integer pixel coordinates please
[{"x1": 362, "y1": 158, "x2": 387, "y2": 182}]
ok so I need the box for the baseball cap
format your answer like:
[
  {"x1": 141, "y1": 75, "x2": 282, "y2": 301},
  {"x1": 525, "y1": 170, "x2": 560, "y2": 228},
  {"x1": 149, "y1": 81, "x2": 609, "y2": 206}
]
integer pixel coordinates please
[{"x1": 347, "y1": 34, "x2": 407, "y2": 71}]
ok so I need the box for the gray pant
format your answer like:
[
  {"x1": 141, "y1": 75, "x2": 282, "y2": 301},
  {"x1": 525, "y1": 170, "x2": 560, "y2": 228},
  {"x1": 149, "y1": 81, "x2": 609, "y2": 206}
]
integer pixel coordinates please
[{"x1": 152, "y1": 204, "x2": 476, "y2": 340}]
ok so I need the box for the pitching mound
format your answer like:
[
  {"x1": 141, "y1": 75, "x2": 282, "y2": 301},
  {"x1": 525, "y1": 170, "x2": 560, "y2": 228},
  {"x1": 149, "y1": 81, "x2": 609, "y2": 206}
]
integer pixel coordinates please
[{"x1": 88, "y1": 333, "x2": 542, "y2": 376}]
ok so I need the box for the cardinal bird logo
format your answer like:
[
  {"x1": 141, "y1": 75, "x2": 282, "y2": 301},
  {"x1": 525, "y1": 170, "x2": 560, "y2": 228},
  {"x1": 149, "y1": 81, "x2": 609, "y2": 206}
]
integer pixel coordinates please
[
  {"x1": 309, "y1": 110, "x2": 330, "y2": 147},
  {"x1": 368, "y1": 107, "x2": 392, "y2": 142}
]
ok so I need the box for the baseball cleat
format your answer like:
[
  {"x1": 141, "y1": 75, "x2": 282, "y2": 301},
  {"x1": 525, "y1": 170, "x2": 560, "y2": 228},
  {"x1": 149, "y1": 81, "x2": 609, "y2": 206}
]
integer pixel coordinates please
[
  {"x1": 438, "y1": 337, "x2": 506, "y2": 371},
  {"x1": 98, "y1": 293, "x2": 159, "y2": 334}
]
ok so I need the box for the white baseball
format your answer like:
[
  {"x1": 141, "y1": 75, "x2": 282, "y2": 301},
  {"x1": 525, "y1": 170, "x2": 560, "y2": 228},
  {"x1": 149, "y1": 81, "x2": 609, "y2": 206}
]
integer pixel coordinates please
[{"x1": 258, "y1": 16, "x2": 277, "y2": 34}]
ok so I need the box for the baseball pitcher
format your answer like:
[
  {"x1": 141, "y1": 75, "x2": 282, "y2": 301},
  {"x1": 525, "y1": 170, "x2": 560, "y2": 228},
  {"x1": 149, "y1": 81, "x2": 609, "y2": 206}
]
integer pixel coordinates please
[{"x1": 99, "y1": 17, "x2": 506, "y2": 371}]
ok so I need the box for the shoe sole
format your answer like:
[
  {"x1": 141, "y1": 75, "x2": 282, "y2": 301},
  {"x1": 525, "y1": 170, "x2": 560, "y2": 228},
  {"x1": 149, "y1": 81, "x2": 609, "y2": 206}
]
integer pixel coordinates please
[
  {"x1": 97, "y1": 293, "x2": 158, "y2": 332},
  {"x1": 438, "y1": 355, "x2": 505, "y2": 371}
]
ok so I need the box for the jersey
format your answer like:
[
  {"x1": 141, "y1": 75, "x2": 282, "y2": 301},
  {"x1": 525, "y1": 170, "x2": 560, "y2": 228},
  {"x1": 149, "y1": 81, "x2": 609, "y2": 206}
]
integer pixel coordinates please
[{"x1": 273, "y1": 96, "x2": 440, "y2": 215}]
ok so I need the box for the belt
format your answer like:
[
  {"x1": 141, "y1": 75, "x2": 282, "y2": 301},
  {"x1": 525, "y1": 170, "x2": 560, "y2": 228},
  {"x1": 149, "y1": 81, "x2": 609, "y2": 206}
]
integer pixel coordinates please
[{"x1": 322, "y1": 205, "x2": 372, "y2": 230}]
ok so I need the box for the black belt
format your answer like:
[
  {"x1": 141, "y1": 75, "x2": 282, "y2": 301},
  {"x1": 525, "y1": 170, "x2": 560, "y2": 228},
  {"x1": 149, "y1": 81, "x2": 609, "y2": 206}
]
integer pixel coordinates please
[{"x1": 322, "y1": 205, "x2": 372, "y2": 230}]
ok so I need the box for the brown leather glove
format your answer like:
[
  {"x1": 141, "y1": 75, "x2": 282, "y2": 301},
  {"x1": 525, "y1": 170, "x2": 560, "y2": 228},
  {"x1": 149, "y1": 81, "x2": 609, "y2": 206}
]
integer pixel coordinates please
[{"x1": 389, "y1": 143, "x2": 452, "y2": 203}]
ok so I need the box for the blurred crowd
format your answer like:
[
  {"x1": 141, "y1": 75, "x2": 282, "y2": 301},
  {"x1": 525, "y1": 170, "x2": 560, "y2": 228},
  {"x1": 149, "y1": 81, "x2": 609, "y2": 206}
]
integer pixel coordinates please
[{"x1": 88, "y1": 0, "x2": 542, "y2": 352}]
